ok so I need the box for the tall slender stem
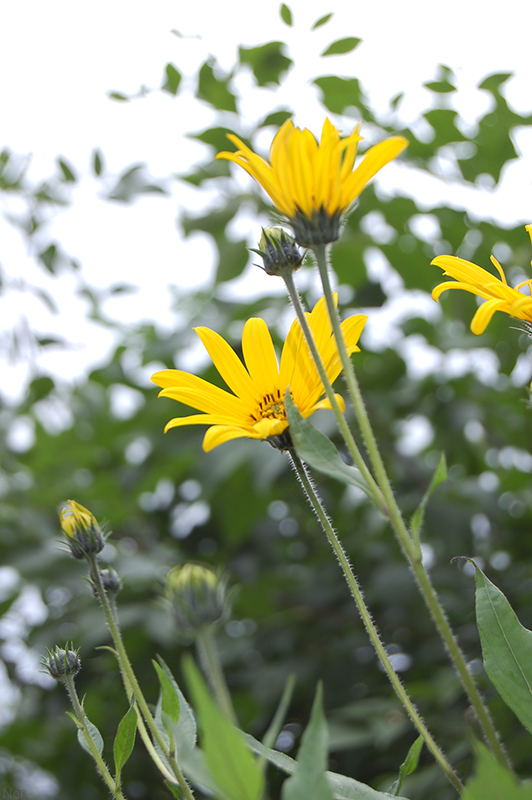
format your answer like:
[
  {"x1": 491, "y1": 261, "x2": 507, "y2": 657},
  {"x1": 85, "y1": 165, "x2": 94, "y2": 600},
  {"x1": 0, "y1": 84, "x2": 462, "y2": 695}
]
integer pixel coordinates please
[
  {"x1": 288, "y1": 448, "x2": 463, "y2": 794},
  {"x1": 64, "y1": 675, "x2": 127, "y2": 800},
  {"x1": 196, "y1": 626, "x2": 238, "y2": 725},
  {"x1": 88, "y1": 557, "x2": 196, "y2": 800},
  {"x1": 283, "y1": 269, "x2": 385, "y2": 513},
  {"x1": 311, "y1": 242, "x2": 509, "y2": 768}
]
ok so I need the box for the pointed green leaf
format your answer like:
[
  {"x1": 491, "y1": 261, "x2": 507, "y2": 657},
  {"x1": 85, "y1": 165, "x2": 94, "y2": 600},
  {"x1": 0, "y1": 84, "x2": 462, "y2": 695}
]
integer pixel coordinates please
[
  {"x1": 261, "y1": 673, "x2": 296, "y2": 753},
  {"x1": 285, "y1": 392, "x2": 372, "y2": 500},
  {"x1": 312, "y1": 12, "x2": 333, "y2": 29},
  {"x1": 475, "y1": 564, "x2": 532, "y2": 735},
  {"x1": 156, "y1": 656, "x2": 197, "y2": 758},
  {"x1": 389, "y1": 736, "x2": 423, "y2": 796},
  {"x1": 113, "y1": 703, "x2": 137, "y2": 781},
  {"x1": 410, "y1": 452, "x2": 447, "y2": 542},
  {"x1": 153, "y1": 660, "x2": 180, "y2": 744},
  {"x1": 57, "y1": 158, "x2": 77, "y2": 182},
  {"x1": 462, "y1": 743, "x2": 532, "y2": 800},
  {"x1": 162, "y1": 63, "x2": 182, "y2": 95},
  {"x1": 238, "y1": 42, "x2": 292, "y2": 87},
  {"x1": 321, "y1": 37, "x2": 361, "y2": 57},
  {"x1": 183, "y1": 655, "x2": 264, "y2": 800},
  {"x1": 244, "y1": 733, "x2": 406, "y2": 800},
  {"x1": 280, "y1": 4, "x2": 293, "y2": 25},
  {"x1": 197, "y1": 60, "x2": 237, "y2": 113},
  {"x1": 282, "y1": 684, "x2": 334, "y2": 800},
  {"x1": 92, "y1": 148, "x2": 104, "y2": 176}
]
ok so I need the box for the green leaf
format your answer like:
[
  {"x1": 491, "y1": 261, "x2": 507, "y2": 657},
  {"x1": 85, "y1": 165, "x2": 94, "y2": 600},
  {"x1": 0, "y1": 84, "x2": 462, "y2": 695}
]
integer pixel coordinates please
[
  {"x1": 183, "y1": 655, "x2": 264, "y2": 800},
  {"x1": 108, "y1": 91, "x2": 129, "y2": 102},
  {"x1": 67, "y1": 712, "x2": 104, "y2": 758},
  {"x1": 410, "y1": 452, "x2": 447, "y2": 543},
  {"x1": 156, "y1": 656, "x2": 197, "y2": 758},
  {"x1": 423, "y1": 80, "x2": 456, "y2": 93},
  {"x1": 162, "y1": 63, "x2": 182, "y2": 95},
  {"x1": 113, "y1": 703, "x2": 137, "y2": 782},
  {"x1": 92, "y1": 148, "x2": 104, "y2": 176},
  {"x1": 285, "y1": 392, "x2": 372, "y2": 500},
  {"x1": 153, "y1": 660, "x2": 180, "y2": 744},
  {"x1": 282, "y1": 684, "x2": 334, "y2": 800},
  {"x1": 39, "y1": 244, "x2": 58, "y2": 273},
  {"x1": 462, "y1": 743, "x2": 532, "y2": 800},
  {"x1": 261, "y1": 673, "x2": 296, "y2": 753},
  {"x1": 388, "y1": 736, "x2": 423, "y2": 796},
  {"x1": 313, "y1": 76, "x2": 370, "y2": 119},
  {"x1": 244, "y1": 733, "x2": 407, "y2": 800},
  {"x1": 197, "y1": 60, "x2": 237, "y2": 113},
  {"x1": 321, "y1": 37, "x2": 361, "y2": 57},
  {"x1": 312, "y1": 12, "x2": 333, "y2": 29},
  {"x1": 238, "y1": 42, "x2": 292, "y2": 87},
  {"x1": 475, "y1": 564, "x2": 532, "y2": 736},
  {"x1": 57, "y1": 158, "x2": 77, "y2": 182},
  {"x1": 280, "y1": 3, "x2": 293, "y2": 25}
]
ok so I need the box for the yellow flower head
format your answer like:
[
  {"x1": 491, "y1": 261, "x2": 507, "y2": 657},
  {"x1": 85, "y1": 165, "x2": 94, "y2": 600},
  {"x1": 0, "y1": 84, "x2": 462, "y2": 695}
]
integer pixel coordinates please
[
  {"x1": 60, "y1": 500, "x2": 96, "y2": 538},
  {"x1": 152, "y1": 296, "x2": 367, "y2": 452},
  {"x1": 432, "y1": 227, "x2": 532, "y2": 335},
  {"x1": 216, "y1": 118, "x2": 408, "y2": 246}
]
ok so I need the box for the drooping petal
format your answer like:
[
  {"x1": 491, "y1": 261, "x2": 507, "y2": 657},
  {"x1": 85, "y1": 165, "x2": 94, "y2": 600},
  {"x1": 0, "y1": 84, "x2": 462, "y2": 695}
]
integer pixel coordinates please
[
  {"x1": 202, "y1": 425, "x2": 253, "y2": 452},
  {"x1": 470, "y1": 299, "x2": 508, "y2": 335}
]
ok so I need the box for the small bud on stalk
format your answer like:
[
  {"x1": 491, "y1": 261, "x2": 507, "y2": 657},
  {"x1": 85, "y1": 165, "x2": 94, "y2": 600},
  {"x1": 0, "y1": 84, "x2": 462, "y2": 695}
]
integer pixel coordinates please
[
  {"x1": 44, "y1": 644, "x2": 81, "y2": 682},
  {"x1": 91, "y1": 567, "x2": 122, "y2": 598},
  {"x1": 250, "y1": 226, "x2": 304, "y2": 277},
  {"x1": 165, "y1": 563, "x2": 232, "y2": 638},
  {"x1": 60, "y1": 499, "x2": 105, "y2": 559}
]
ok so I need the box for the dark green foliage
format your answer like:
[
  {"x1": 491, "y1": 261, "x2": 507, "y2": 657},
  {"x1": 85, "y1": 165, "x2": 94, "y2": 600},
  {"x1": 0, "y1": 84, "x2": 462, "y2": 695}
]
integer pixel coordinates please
[{"x1": 239, "y1": 42, "x2": 293, "y2": 87}]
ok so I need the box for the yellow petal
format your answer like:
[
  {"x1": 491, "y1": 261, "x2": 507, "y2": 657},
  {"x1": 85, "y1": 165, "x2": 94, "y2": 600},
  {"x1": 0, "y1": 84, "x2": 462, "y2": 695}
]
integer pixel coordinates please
[{"x1": 242, "y1": 318, "x2": 280, "y2": 398}]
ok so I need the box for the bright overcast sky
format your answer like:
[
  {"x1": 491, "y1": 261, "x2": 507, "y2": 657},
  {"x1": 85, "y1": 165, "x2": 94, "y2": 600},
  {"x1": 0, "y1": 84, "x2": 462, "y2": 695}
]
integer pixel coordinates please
[{"x1": 2, "y1": 0, "x2": 532, "y2": 403}]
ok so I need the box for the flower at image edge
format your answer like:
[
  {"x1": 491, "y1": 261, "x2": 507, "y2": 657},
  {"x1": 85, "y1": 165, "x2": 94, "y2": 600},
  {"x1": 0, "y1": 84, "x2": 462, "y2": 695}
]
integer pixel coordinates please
[
  {"x1": 216, "y1": 118, "x2": 408, "y2": 245},
  {"x1": 432, "y1": 231, "x2": 532, "y2": 334},
  {"x1": 151, "y1": 296, "x2": 367, "y2": 451}
]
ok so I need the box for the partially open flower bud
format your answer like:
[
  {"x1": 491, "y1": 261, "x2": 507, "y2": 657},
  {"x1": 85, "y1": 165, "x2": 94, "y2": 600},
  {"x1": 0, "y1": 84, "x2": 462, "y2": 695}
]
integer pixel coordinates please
[
  {"x1": 250, "y1": 226, "x2": 304, "y2": 277},
  {"x1": 60, "y1": 500, "x2": 105, "y2": 559},
  {"x1": 44, "y1": 644, "x2": 81, "y2": 682},
  {"x1": 165, "y1": 563, "x2": 231, "y2": 638}
]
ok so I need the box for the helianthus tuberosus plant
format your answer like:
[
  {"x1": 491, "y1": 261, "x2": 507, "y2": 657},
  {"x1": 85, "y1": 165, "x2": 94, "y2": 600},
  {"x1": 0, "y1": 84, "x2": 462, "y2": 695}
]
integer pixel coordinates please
[{"x1": 42, "y1": 107, "x2": 532, "y2": 800}]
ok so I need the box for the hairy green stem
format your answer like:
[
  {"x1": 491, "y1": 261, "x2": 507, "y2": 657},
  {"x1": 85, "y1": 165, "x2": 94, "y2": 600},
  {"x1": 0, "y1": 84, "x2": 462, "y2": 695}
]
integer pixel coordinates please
[
  {"x1": 196, "y1": 626, "x2": 238, "y2": 725},
  {"x1": 282, "y1": 269, "x2": 385, "y2": 513},
  {"x1": 311, "y1": 242, "x2": 509, "y2": 768},
  {"x1": 64, "y1": 674, "x2": 126, "y2": 800},
  {"x1": 88, "y1": 557, "x2": 196, "y2": 799},
  {"x1": 288, "y1": 448, "x2": 463, "y2": 794}
]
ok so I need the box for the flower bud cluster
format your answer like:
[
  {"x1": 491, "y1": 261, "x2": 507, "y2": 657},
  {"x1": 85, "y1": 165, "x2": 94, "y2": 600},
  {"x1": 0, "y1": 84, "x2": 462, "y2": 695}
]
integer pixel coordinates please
[
  {"x1": 251, "y1": 226, "x2": 304, "y2": 276},
  {"x1": 44, "y1": 644, "x2": 81, "y2": 682}
]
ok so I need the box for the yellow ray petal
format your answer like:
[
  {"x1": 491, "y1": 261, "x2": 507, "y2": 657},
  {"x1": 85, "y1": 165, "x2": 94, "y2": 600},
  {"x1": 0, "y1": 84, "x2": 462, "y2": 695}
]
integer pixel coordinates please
[
  {"x1": 194, "y1": 327, "x2": 258, "y2": 406},
  {"x1": 242, "y1": 318, "x2": 280, "y2": 398}
]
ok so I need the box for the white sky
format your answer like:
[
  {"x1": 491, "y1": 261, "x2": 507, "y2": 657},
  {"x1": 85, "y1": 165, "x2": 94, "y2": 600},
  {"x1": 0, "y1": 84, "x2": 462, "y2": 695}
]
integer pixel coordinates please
[{"x1": 2, "y1": 0, "x2": 532, "y2": 404}]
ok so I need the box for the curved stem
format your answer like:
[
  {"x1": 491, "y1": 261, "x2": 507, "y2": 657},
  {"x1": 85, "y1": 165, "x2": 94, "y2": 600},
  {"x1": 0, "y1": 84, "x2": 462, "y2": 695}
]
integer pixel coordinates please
[
  {"x1": 288, "y1": 448, "x2": 463, "y2": 794},
  {"x1": 312, "y1": 242, "x2": 509, "y2": 768},
  {"x1": 283, "y1": 269, "x2": 385, "y2": 513},
  {"x1": 196, "y1": 626, "x2": 238, "y2": 725},
  {"x1": 64, "y1": 675, "x2": 126, "y2": 800},
  {"x1": 88, "y1": 557, "x2": 196, "y2": 799}
]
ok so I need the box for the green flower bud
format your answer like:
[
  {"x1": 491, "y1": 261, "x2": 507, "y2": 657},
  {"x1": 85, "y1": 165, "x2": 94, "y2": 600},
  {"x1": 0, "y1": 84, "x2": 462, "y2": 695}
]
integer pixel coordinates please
[
  {"x1": 166, "y1": 563, "x2": 231, "y2": 638},
  {"x1": 91, "y1": 568, "x2": 122, "y2": 598},
  {"x1": 59, "y1": 499, "x2": 105, "y2": 559},
  {"x1": 44, "y1": 644, "x2": 81, "y2": 682},
  {"x1": 250, "y1": 226, "x2": 304, "y2": 277}
]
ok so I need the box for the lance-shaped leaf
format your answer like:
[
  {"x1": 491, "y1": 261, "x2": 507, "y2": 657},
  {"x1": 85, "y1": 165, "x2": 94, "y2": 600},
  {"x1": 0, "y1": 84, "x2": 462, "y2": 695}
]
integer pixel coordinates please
[
  {"x1": 183, "y1": 655, "x2": 264, "y2": 800},
  {"x1": 113, "y1": 703, "x2": 137, "y2": 784},
  {"x1": 156, "y1": 656, "x2": 197, "y2": 759},
  {"x1": 285, "y1": 392, "x2": 373, "y2": 500},
  {"x1": 67, "y1": 712, "x2": 104, "y2": 758},
  {"x1": 282, "y1": 683, "x2": 334, "y2": 800},
  {"x1": 475, "y1": 563, "x2": 532, "y2": 735},
  {"x1": 153, "y1": 660, "x2": 180, "y2": 748},
  {"x1": 410, "y1": 453, "x2": 447, "y2": 547},
  {"x1": 321, "y1": 37, "x2": 361, "y2": 56},
  {"x1": 389, "y1": 736, "x2": 423, "y2": 796}
]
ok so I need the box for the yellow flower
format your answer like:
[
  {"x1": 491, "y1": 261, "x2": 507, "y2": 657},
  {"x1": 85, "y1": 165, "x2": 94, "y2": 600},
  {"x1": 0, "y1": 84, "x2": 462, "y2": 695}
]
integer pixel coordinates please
[
  {"x1": 60, "y1": 500, "x2": 96, "y2": 538},
  {"x1": 432, "y1": 227, "x2": 532, "y2": 334},
  {"x1": 216, "y1": 118, "x2": 408, "y2": 246},
  {"x1": 152, "y1": 296, "x2": 367, "y2": 452}
]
